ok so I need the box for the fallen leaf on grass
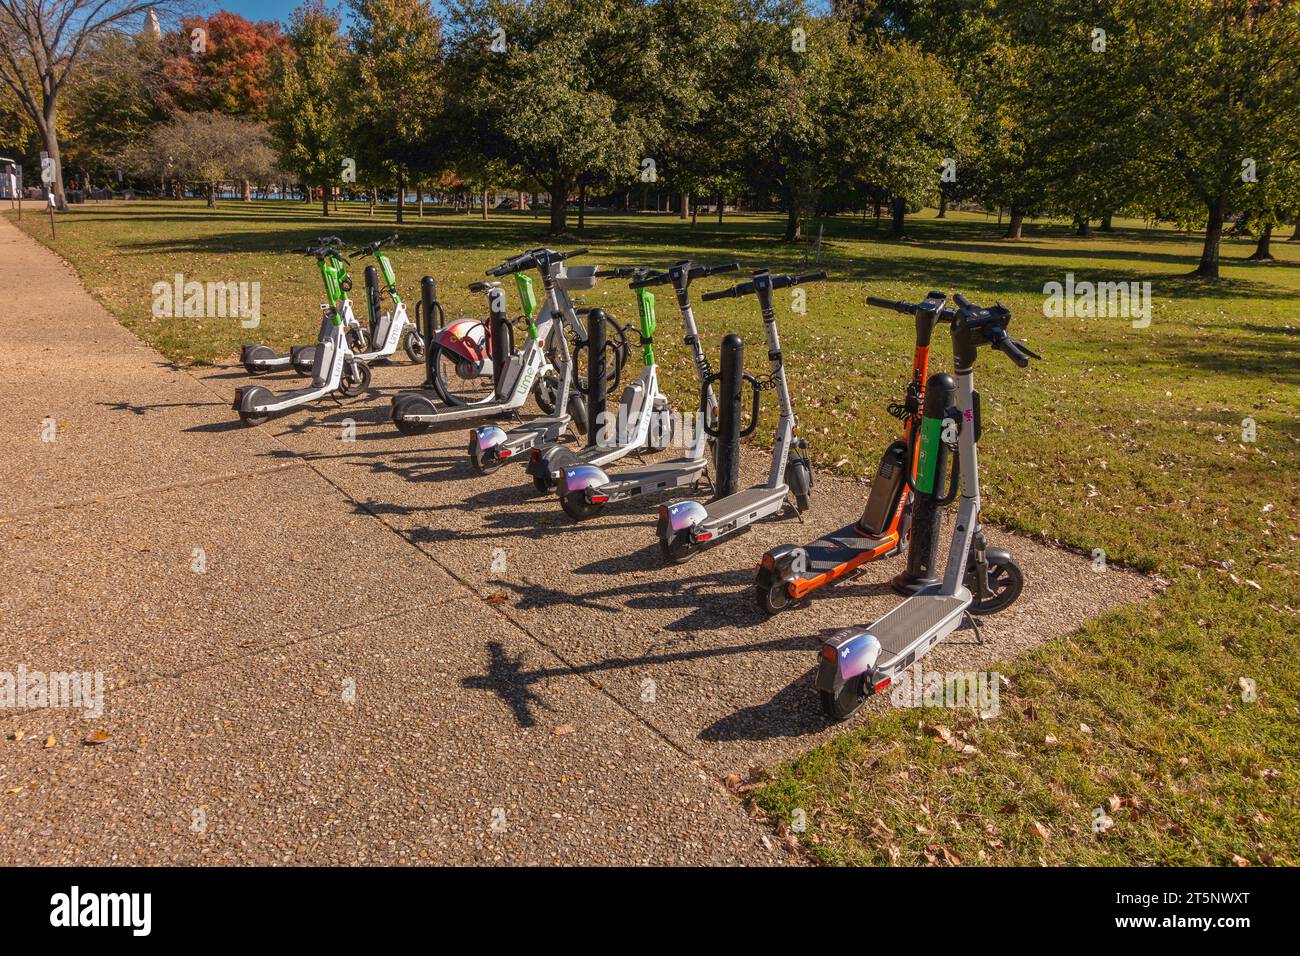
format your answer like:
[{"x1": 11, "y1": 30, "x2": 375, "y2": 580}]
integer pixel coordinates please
[
  {"x1": 1231, "y1": 854, "x2": 1251, "y2": 867},
  {"x1": 1031, "y1": 821, "x2": 1051, "y2": 841}
]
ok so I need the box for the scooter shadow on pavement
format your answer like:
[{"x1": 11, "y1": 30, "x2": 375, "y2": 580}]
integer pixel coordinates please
[
  {"x1": 460, "y1": 633, "x2": 821, "y2": 731},
  {"x1": 485, "y1": 562, "x2": 772, "y2": 633},
  {"x1": 696, "y1": 667, "x2": 829, "y2": 741}
]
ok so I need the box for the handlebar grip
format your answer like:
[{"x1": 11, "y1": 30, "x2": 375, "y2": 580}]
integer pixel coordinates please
[
  {"x1": 866, "y1": 296, "x2": 911, "y2": 314},
  {"x1": 560, "y1": 247, "x2": 589, "y2": 260},
  {"x1": 953, "y1": 293, "x2": 974, "y2": 309},
  {"x1": 794, "y1": 271, "x2": 827, "y2": 284},
  {"x1": 700, "y1": 287, "x2": 736, "y2": 302},
  {"x1": 708, "y1": 262, "x2": 740, "y2": 275},
  {"x1": 629, "y1": 272, "x2": 667, "y2": 289}
]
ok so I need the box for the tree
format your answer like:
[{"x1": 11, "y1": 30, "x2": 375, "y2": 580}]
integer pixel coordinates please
[
  {"x1": 160, "y1": 12, "x2": 284, "y2": 119},
  {"x1": 346, "y1": 0, "x2": 445, "y2": 224},
  {"x1": 0, "y1": 0, "x2": 168, "y2": 207},
  {"x1": 1112, "y1": 0, "x2": 1299, "y2": 278},
  {"x1": 445, "y1": 0, "x2": 660, "y2": 235},
  {"x1": 119, "y1": 111, "x2": 277, "y2": 207},
  {"x1": 268, "y1": 0, "x2": 350, "y2": 217}
]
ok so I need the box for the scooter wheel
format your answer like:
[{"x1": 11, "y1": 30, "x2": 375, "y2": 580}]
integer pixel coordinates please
[
  {"x1": 660, "y1": 531, "x2": 696, "y2": 565},
  {"x1": 241, "y1": 345, "x2": 275, "y2": 375},
  {"x1": 532, "y1": 467, "x2": 555, "y2": 495},
  {"x1": 561, "y1": 491, "x2": 603, "y2": 522},
  {"x1": 347, "y1": 327, "x2": 370, "y2": 352},
  {"x1": 239, "y1": 409, "x2": 270, "y2": 427},
  {"x1": 818, "y1": 659, "x2": 868, "y2": 721},
  {"x1": 756, "y1": 578, "x2": 793, "y2": 615},
  {"x1": 338, "y1": 360, "x2": 372, "y2": 398},
  {"x1": 968, "y1": 556, "x2": 1024, "y2": 615},
  {"x1": 403, "y1": 330, "x2": 426, "y2": 363},
  {"x1": 468, "y1": 444, "x2": 502, "y2": 474},
  {"x1": 795, "y1": 493, "x2": 812, "y2": 512}
]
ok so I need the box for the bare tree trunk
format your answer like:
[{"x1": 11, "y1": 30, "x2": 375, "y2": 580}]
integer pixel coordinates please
[
  {"x1": 1192, "y1": 196, "x2": 1225, "y2": 279},
  {"x1": 241, "y1": 178, "x2": 251, "y2": 201},
  {"x1": 206, "y1": 182, "x2": 216, "y2": 208},
  {"x1": 716, "y1": 192, "x2": 723, "y2": 224},
  {"x1": 784, "y1": 205, "x2": 802, "y2": 242},
  {"x1": 396, "y1": 177, "x2": 405, "y2": 224},
  {"x1": 481, "y1": 187, "x2": 488, "y2": 221},
  {"x1": 321, "y1": 185, "x2": 329, "y2": 218},
  {"x1": 549, "y1": 177, "x2": 571, "y2": 235},
  {"x1": 1247, "y1": 222, "x2": 1274, "y2": 261},
  {"x1": 37, "y1": 110, "x2": 67, "y2": 210},
  {"x1": 679, "y1": 192, "x2": 689, "y2": 220},
  {"x1": 1289, "y1": 220, "x2": 1300, "y2": 241},
  {"x1": 890, "y1": 196, "x2": 907, "y2": 239},
  {"x1": 937, "y1": 194, "x2": 947, "y2": 218},
  {"x1": 1100, "y1": 211, "x2": 1114, "y2": 231},
  {"x1": 1004, "y1": 208, "x2": 1025, "y2": 239},
  {"x1": 1075, "y1": 215, "x2": 1093, "y2": 237},
  {"x1": 418, "y1": 184, "x2": 425, "y2": 218},
  {"x1": 577, "y1": 178, "x2": 586, "y2": 230}
]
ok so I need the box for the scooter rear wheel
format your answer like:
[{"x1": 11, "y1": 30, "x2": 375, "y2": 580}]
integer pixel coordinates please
[
  {"x1": 818, "y1": 660, "x2": 868, "y2": 721},
  {"x1": 239, "y1": 409, "x2": 270, "y2": 427},
  {"x1": 337, "y1": 360, "x2": 372, "y2": 398},
  {"x1": 561, "y1": 491, "x2": 603, "y2": 522},
  {"x1": 756, "y1": 578, "x2": 793, "y2": 615},
  {"x1": 660, "y1": 532, "x2": 696, "y2": 565},
  {"x1": 967, "y1": 556, "x2": 1024, "y2": 615},
  {"x1": 241, "y1": 345, "x2": 275, "y2": 376}
]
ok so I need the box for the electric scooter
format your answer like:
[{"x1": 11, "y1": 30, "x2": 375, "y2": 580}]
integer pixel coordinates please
[
  {"x1": 816, "y1": 292, "x2": 1038, "y2": 721},
  {"x1": 286, "y1": 236, "x2": 422, "y2": 376},
  {"x1": 240, "y1": 237, "x2": 371, "y2": 375},
  {"x1": 754, "y1": 291, "x2": 951, "y2": 614},
  {"x1": 527, "y1": 272, "x2": 679, "y2": 495},
  {"x1": 466, "y1": 250, "x2": 634, "y2": 474},
  {"x1": 392, "y1": 247, "x2": 613, "y2": 437},
  {"x1": 553, "y1": 260, "x2": 737, "y2": 519},
  {"x1": 655, "y1": 269, "x2": 823, "y2": 563},
  {"x1": 233, "y1": 243, "x2": 372, "y2": 426}
]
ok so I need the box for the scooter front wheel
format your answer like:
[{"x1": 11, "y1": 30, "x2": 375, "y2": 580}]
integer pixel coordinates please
[
  {"x1": 818, "y1": 659, "x2": 868, "y2": 721},
  {"x1": 403, "y1": 329, "x2": 426, "y2": 363},
  {"x1": 338, "y1": 360, "x2": 372, "y2": 398},
  {"x1": 968, "y1": 556, "x2": 1024, "y2": 615}
]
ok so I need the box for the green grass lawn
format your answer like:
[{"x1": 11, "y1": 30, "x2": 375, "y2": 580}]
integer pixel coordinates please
[{"x1": 9, "y1": 199, "x2": 1299, "y2": 865}]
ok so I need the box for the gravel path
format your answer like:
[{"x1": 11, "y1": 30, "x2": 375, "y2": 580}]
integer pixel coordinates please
[{"x1": 0, "y1": 216, "x2": 1153, "y2": 864}]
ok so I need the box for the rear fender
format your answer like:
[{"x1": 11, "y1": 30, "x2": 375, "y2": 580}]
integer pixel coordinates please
[{"x1": 820, "y1": 629, "x2": 882, "y2": 684}]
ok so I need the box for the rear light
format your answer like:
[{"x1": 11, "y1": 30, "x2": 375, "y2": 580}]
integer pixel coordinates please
[
  {"x1": 820, "y1": 643, "x2": 837, "y2": 663},
  {"x1": 499, "y1": 449, "x2": 512, "y2": 458},
  {"x1": 658, "y1": 505, "x2": 669, "y2": 520},
  {"x1": 695, "y1": 532, "x2": 712, "y2": 542},
  {"x1": 872, "y1": 678, "x2": 892, "y2": 694},
  {"x1": 761, "y1": 553, "x2": 775, "y2": 571},
  {"x1": 590, "y1": 495, "x2": 609, "y2": 504}
]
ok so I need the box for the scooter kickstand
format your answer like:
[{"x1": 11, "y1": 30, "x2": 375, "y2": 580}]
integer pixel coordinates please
[{"x1": 962, "y1": 611, "x2": 985, "y2": 645}]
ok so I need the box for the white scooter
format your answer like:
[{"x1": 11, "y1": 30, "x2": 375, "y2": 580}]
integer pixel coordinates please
[
  {"x1": 816, "y1": 292, "x2": 1037, "y2": 720},
  {"x1": 233, "y1": 244, "x2": 371, "y2": 426}
]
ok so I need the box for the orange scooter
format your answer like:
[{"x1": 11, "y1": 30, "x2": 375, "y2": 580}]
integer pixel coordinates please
[{"x1": 754, "y1": 292, "x2": 953, "y2": 614}]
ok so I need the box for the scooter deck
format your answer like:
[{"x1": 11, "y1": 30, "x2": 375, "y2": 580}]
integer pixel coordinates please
[
  {"x1": 498, "y1": 414, "x2": 570, "y2": 453},
  {"x1": 788, "y1": 522, "x2": 901, "y2": 597},
  {"x1": 601, "y1": 456, "x2": 707, "y2": 499},
  {"x1": 700, "y1": 485, "x2": 786, "y2": 533},
  {"x1": 398, "y1": 397, "x2": 512, "y2": 424},
  {"x1": 870, "y1": 592, "x2": 969, "y2": 674}
]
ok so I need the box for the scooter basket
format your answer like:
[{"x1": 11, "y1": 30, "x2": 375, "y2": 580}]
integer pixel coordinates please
[{"x1": 555, "y1": 265, "x2": 600, "y2": 290}]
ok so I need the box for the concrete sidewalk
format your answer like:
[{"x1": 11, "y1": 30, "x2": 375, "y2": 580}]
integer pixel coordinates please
[{"x1": 0, "y1": 216, "x2": 1152, "y2": 865}]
